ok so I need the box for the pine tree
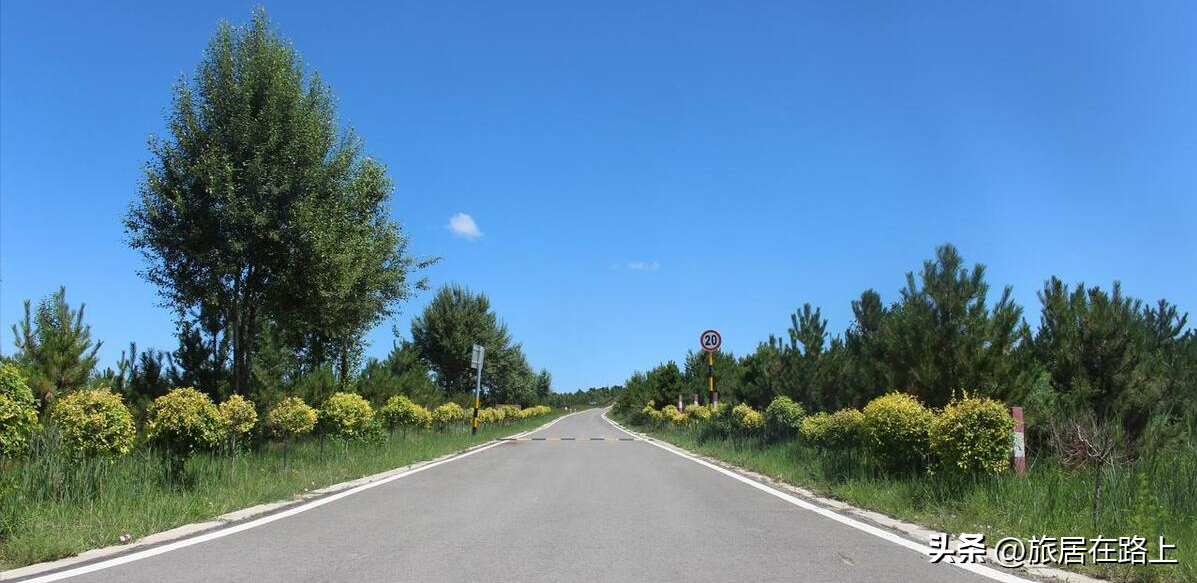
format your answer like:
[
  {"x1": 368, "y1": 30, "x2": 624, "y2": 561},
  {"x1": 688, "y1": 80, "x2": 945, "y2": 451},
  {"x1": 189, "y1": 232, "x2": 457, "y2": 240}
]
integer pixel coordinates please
[{"x1": 11, "y1": 287, "x2": 101, "y2": 406}]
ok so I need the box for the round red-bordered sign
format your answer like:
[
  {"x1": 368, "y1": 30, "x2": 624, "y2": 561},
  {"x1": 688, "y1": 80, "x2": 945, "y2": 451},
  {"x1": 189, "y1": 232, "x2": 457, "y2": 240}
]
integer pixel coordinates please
[{"x1": 699, "y1": 329, "x2": 722, "y2": 352}]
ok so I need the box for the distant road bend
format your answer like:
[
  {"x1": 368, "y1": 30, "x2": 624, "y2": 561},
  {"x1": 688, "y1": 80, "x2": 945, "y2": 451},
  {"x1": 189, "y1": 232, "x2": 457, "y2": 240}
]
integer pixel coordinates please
[{"x1": 21, "y1": 409, "x2": 1034, "y2": 583}]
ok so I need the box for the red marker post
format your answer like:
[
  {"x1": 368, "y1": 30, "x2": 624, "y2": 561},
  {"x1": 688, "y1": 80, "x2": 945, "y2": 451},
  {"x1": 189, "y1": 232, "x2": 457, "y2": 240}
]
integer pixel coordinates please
[{"x1": 1010, "y1": 406, "x2": 1026, "y2": 475}]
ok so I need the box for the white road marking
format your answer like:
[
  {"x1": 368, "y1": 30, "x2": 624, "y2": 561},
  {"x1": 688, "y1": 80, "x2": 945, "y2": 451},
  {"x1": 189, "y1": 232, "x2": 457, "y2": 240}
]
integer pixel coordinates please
[
  {"x1": 12, "y1": 411, "x2": 583, "y2": 583},
  {"x1": 600, "y1": 410, "x2": 1037, "y2": 583}
]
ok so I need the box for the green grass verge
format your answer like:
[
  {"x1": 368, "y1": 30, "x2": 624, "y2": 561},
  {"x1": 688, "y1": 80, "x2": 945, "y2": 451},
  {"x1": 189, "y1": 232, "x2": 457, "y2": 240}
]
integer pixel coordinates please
[
  {"x1": 0, "y1": 412, "x2": 563, "y2": 570},
  {"x1": 618, "y1": 416, "x2": 1194, "y2": 583}
]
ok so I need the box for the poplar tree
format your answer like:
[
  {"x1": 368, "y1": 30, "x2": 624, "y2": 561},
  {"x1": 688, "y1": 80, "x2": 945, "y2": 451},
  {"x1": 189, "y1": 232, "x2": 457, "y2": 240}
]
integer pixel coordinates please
[{"x1": 126, "y1": 8, "x2": 427, "y2": 395}]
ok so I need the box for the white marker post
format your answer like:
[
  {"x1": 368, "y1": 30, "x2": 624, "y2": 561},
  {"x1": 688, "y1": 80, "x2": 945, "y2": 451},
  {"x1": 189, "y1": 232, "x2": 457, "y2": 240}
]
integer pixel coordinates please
[
  {"x1": 471, "y1": 344, "x2": 485, "y2": 436},
  {"x1": 1010, "y1": 406, "x2": 1025, "y2": 475}
]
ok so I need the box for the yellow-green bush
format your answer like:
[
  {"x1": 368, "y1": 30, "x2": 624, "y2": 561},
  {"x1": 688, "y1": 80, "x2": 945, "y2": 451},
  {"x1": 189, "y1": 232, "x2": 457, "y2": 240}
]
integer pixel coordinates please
[
  {"x1": 801, "y1": 408, "x2": 864, "y2": 449},
  {"x1": 684, "y1": 404, "x2": 711, "y2": 422},
  {"x1": 267, "y1": 396, "x2": 318, "y2": 439},
  {"x1": 0, "y1": 363, "x2": 40, "y2": 460},
  {"x1": 50, "y1": 388, "x2": 135, "y2": 459},
  {"x1": 219, "y1": 394, "x2": 258, "y2": 438},
  {"x1": 432, "y1": 402, "x2": 466, "y2": 429},
  {"x1": 638, "y1": 402, "x2": 661, "y2": 425},
  {"x1": 477, "y1": 407, "x2": 500, "y2": 424},
  {"x1": 929, "y1": 392, "x2": 1015, "y2": 476},
  {"x1": 800, "y1": 411, "x2": 833, "y2": 445},
  {"x1": 501, "y1": 406, "x2": 521, "y2": 423},
  {"x1": 731, "y1": 403, "x2": 764, "y2": 432},
  {"x1": 381, "y1": 395, "x2": 432, "y2": 434},
  {"x1": 146, "y1": 387, "x2": 226, "y2": 458},
  {"x1": 320, "y1": 392, "x2": 375, "y2": 442},
  {"x1": 826, "y1": 408, "x2": 865, "y2": 449},
  {"x1": 764, "y1": 396, "x2": 805, "y2": 440},
  {"x1": 862, "y1": 392, "x2": 932, "y2": 471},
  {"x1": 661, "y1": 404, "x2": 686, "y2": 425}
]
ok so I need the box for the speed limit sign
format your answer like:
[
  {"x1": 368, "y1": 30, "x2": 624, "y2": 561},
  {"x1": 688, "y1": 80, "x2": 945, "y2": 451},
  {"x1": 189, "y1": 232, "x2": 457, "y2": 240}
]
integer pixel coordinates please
[{"x1": 700, "y1": 329, "x2": 722, "y2": 352}]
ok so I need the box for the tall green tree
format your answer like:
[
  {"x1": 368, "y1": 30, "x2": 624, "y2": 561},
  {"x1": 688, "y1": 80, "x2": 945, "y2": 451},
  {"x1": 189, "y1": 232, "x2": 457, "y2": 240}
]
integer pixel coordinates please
[
  {"x1": 880, "y1": 244, "x2": 1024, "y2": 407},
  {"x1": 411, "y1": 285, "x2": 532, "y2": 401},
  {"x1": 170, "y1": 320, "x2": 229, "y2": 399},
  {"x1": 844, "y1": 289, "x2": 890, "y2": 406},
  {"x1": 738, "y1": 340, "x2": 786, "y2": 407},
  {"x1": 10, "y1": 287, "x2": 101, "y2": 406},
  {"x1": 356, "y1": 341, "x2": 439, "y2": 407},
  {"x1": 534, "y1": 369, "x2": 553, "y2": 402},
  {"x1": 1031, "y1": 278, "x2": 1148, "y2": 421},
  {"x1": 125, "y1": 8, "x2": 429, "y2": 396}
]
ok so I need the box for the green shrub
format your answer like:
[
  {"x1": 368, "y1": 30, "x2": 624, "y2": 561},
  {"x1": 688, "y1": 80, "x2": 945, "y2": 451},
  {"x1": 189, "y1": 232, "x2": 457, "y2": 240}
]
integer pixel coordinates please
[
  {"x1": 684, "y1": 404, "x2": 711, "y2": 422},
  {"x1": 802, "y1": 409, "x2": 864, "y2": 449},
  {"x1": 146, "y1": 387, "x2": 226, "y2": 456},
  {"x1": 731, "y1": 403, "x2": 764, "y2": 432},
  {"x1": 49, "y1": 388, "x2": 135, "y2": 459},
  {"x1": 321, "y1": 392, "x2": 375, "y2": 443},
  {"x1": 145, "y1": 388, "x2": 225, "y2": 477},
  {"x1": 697, "y1": 402, "x2": 734, "y2": 440},
  {"x1": 0, "y1": 363, "x2": 40, "y2": 460},
  {"x1": 661, "y1": 404, "x2": 686, "y2": 425},
  {"x1": 431, "y1": 402, "x2": 466, "y2": 429},
  {"x1": 764, "y1": 396, "x2": 805, "y2": 441},
  {"x1": 929, "y1": 392, "x2": 1015, "y2": 476},
  {"x1": 862, "y1": 392, "x2": 933, "y2": 471},
  {"x1": 826, "y1": 408, "x2": 865, "y2": 449},
  {"x1": 800, "y1": 411, "x2": 833, "y2": 446},
  {"x1": 477, "y1": 407, "x2": 500, "y2": 424},
  {"x1": 219, "y1": 394, "x2": 258, "y2": 451},
  {"x1": 267, "y1": 396, "x2": 319, "y2": 439},
  {"x1": 380, "y1": 395, "x2": 431, "y2": 435}
]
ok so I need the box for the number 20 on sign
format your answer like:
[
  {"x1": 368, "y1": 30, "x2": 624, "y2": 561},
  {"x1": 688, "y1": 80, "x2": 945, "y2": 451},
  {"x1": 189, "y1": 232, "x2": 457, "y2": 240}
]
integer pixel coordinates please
[{"x1": 700, "y1": 329, "x2": 721, "y2": 352}]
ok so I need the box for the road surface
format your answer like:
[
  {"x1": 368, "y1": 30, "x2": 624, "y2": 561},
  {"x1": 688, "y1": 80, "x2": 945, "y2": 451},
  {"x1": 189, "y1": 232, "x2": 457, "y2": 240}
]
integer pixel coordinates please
[{"x1": 23, "y1": 408, "x2": 1024, "y2": 583}]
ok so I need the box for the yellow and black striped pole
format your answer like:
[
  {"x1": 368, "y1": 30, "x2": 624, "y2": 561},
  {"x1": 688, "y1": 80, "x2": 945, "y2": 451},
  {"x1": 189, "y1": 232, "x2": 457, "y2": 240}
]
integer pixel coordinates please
[
  {"x1": 472, "y1": 395, "x2": 480, "y2": 435},
  {"x1": 707, "y1": 350, "x2": 716, "y2": 407}
]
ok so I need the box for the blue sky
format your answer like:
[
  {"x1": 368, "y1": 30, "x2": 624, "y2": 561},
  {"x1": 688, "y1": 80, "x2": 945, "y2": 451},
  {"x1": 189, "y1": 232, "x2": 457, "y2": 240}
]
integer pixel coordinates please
[{"x1": 2, "y1": 1, "x2": 1195, "y2": 392}]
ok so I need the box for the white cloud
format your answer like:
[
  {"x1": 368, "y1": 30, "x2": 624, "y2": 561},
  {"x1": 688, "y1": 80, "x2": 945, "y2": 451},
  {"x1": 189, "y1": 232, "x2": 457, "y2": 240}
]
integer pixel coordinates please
[
  {"x1": 626, "y1": 261, "x2": 660, "y2": 271},
  {"x1": 447, "y1": 213, "x2": 483, "y2": 241}
]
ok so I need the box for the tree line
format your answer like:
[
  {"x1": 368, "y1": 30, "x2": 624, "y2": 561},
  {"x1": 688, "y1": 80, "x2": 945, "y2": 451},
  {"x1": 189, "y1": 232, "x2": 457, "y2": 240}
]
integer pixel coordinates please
[
  {"x1": 616, "y1": 244, "x2": 1196, "y2": 446},
  {"x1": 3, "y1": 9, "x2": 553, "y2": 421}
]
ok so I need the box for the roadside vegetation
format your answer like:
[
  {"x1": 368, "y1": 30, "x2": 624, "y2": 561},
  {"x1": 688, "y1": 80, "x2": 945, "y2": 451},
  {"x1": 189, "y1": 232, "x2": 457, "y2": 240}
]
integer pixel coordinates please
[
  {"x1": 0, "y1": 373, "x2": 558, "y2": 569},
  {"x1": 0, "y1": 9, "x2": 565, "y2": 571},
  {"x1": 614, "y1": 245, "x2": 1195, "y2": 583}
]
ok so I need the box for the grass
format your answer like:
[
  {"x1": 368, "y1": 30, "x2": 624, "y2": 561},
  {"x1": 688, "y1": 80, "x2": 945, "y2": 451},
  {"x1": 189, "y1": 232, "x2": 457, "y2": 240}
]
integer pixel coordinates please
[
  {"x1": 619, "y1": 416, "x2": 1195, "y2": 583},
  {"x1": 0, "y1": 412, "x2": 563, "y2": 570}
]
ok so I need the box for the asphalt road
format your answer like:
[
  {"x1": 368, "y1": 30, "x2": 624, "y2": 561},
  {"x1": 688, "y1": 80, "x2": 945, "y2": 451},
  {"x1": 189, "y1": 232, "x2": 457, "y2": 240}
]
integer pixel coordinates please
[{"x1": 33, "y1": 409, "x2": 1020, "y2": 583}]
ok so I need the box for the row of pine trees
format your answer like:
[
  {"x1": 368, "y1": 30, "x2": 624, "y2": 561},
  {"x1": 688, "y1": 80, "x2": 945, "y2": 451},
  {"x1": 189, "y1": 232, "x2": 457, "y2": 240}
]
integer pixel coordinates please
[{"x1": 616, "y1": 244, "x2": 1196, "y2": 447}]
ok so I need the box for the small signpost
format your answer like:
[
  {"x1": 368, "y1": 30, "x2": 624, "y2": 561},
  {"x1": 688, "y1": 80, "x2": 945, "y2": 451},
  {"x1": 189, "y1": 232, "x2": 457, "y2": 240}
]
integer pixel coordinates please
[
  {"x1": 700, "y1": 329, "x2": 721, "y2": 407},
  {"x1": 471, "y1": 344, "x2": 485, "y2": 436}
]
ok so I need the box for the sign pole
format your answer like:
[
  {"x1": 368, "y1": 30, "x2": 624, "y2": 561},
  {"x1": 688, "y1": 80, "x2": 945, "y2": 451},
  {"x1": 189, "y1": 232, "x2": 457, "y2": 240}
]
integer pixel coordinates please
[
  {"x1": 471, "y1": 345, "x2": 485, "y2": 436},
  {"x1": 708, "y1": 350, "x2": 716, "y2": 407},
  {"x1": 699, "y1": 329, "x2": 722, "y2": 408}
]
